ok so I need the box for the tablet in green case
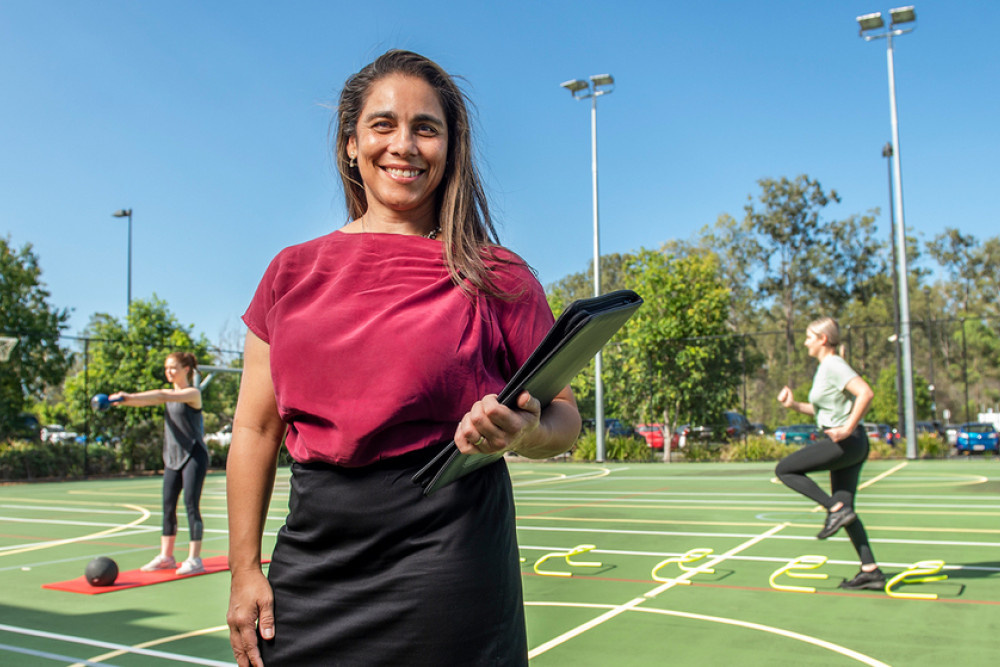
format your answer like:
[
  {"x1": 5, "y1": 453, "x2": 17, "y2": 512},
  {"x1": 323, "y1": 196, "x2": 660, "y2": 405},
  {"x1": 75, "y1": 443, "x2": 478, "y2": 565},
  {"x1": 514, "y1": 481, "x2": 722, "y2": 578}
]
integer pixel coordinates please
[{"x1": 412, "y1": 289, "x2": 643, "y2": 495}]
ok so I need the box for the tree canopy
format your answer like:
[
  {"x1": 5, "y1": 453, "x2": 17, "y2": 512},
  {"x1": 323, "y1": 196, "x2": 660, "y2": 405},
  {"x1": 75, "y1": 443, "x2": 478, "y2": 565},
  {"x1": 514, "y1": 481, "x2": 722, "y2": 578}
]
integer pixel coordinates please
[{"x1": 0, "y1": 237, "x2": 72, "y2": 439}]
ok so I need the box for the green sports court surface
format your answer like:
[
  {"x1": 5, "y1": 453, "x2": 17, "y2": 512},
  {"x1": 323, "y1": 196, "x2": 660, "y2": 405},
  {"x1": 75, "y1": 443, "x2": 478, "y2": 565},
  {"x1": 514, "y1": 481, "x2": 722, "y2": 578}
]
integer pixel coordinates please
[{"x1": 2, "y1": 458, "x2": 998, "y2": 665}]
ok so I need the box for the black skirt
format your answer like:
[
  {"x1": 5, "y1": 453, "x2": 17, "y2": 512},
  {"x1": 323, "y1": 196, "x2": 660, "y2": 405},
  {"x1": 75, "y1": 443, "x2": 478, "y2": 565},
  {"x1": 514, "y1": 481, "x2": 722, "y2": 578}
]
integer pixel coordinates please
[{"x1": 259, "y1": 446, "x2": 528, "y2": 666}]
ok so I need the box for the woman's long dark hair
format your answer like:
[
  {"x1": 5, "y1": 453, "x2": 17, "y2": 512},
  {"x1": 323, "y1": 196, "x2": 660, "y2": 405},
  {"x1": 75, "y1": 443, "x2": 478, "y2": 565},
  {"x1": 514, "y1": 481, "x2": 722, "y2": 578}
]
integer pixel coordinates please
[{"x1": 333, "y1": 50, "x2": 517, "y2": 297}]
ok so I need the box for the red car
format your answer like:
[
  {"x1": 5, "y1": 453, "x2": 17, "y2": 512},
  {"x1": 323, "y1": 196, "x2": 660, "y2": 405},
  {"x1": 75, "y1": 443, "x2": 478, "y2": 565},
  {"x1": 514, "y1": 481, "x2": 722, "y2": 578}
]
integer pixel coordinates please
[{"x1": 636, "y1": 423, "x2": 666, "y2": 450}]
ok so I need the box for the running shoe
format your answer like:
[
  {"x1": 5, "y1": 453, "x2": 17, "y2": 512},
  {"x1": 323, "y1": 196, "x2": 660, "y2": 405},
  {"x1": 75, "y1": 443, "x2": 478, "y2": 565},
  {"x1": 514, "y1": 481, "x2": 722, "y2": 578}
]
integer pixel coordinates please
[
  {"x1": 839, "y1": 568, "x2": 886, "y2": 591},
  {"x1": 140, "y1": 554, "x2": 176, "y2": 572},
  {"x1": 817, "y1": 507, "x2": 857, "y2": 539},
  {"x1": 176, "y1": 557, "x2": 205, "y2": 575}
]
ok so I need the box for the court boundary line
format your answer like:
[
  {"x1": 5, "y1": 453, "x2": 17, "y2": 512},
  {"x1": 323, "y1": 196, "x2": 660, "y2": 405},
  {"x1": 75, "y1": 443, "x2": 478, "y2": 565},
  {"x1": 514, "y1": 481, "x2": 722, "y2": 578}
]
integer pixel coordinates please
[
  {"x1": 70, "y1": 625, "x2": 230, "y2": 667},
  {"x1": 0, "y1": 623, "x2": 231, "y2": 667},
  {"x1": 0, "y1": 641, "x2": 118, "y2": 667},
  {"x1": 527, "y1": 523, "x2": 787, "y2": 659},
  {"x1": 0, "y1": 503, "x2": 151, "y2": 557},
  {"x1": 524, "y1": 601, "x2": 891, "y2": 666}
]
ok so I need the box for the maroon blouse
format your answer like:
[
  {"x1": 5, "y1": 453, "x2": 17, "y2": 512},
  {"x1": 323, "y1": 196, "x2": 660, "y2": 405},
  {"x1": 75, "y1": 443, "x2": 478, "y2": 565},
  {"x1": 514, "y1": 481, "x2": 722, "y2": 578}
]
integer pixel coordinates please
[{"x1": 243, "y1": 231, "x2": 554, "y2": 467}]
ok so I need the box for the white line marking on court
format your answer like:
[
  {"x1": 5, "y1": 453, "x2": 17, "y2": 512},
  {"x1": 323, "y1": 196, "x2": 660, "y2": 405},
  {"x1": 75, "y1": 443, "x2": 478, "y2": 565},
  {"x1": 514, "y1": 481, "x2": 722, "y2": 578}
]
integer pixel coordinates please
[
  {"x1": 69, "y1": 625, "x2": 230, "y2": 667},
  {"x1": 527, "y1": 523, "x2": 787, "y2": 659},
  {"x1": 0, "y1": 504, "x2": 151, "y2": 557},
  {"x1": 0, "y1": 623, "x2": 231, "y2": 666},
  {"x1": 524, "y1": 602, "x2": 891, "y2": 666},
  {"x1": 518, "y1": 523, "x2": 1000, "y2": 548},
  {"x1": 0, "y1": 641, "x2": 121, "y2": 666},
  {"x1": 513, "y1": 468, "x2": 612, "y2": 487},
  {"x1": 860, "y1": 461, "x2": 908, "y2": 489}
]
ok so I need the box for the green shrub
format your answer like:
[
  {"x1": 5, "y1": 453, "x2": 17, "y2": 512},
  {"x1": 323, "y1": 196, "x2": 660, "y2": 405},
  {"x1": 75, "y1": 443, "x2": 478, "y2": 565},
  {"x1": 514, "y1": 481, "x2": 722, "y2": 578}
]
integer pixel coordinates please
[
  {"x1": 572, "y1": 431, "x2": 653, "y2": 462},
  {"x1": 678, "y1": 442, "x2": 721, "y2": 462},
  {"x1": 917, "y1": 434, "x2": 949, "y2": 459},
  {"x1": 0, "y1": 440, "x2": 122, "y2": 480},
  {"x1": 720, "y1": 435, "x2": 799, "y2": 462},
  {"x1": 867, "y1": 437, "x2": 899, "y2": 460}
]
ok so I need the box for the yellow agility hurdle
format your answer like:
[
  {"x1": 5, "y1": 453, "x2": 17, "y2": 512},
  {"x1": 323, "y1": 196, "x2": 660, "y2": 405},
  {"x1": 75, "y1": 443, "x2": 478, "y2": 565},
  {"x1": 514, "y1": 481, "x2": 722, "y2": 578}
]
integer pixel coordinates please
[
  {"x1": 651, "y1": 548, "x2": 715, "y2": 584},
  {"x1": 769, "y1": 555, "x2": 829, "y2": 593},
  {"x1": 886, "y1": 560, "x2": 947, "y2": 600},
  {"x1": 533, "y1": 544, "x2": 602, "y2": 577}
]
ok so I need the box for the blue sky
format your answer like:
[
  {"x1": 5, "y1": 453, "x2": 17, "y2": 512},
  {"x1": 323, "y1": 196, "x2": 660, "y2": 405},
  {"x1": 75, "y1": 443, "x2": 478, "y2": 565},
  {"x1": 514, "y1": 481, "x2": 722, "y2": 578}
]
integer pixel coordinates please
[{"x1": 2, "y1": 1, "x2": 997, "y2": 350}]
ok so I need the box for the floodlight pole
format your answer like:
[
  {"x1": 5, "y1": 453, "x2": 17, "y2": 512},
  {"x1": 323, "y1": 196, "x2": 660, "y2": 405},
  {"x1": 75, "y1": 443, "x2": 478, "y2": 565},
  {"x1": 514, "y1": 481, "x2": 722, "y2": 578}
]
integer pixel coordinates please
[
  {"x1": 562, "y1": 75, "x2": 614, "y2": 462},
  {"x1": 883, "y1": 142, "x2": 905, "y2": 434},
  {"x1": 859, "y1": 8, "x2": 918, "y2": 459},
  {"x1": 112, "y1": 208, "x2": 133, "y2": 318}
]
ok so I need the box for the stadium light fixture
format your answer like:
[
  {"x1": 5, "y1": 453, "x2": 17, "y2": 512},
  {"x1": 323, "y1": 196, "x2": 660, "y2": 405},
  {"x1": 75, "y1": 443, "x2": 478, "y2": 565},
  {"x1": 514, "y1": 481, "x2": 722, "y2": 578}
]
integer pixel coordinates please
[
  {"x1": 112, "y1": 208, "x2": 133, "y2": 317},
  {"x1": 560, "y1": 73, "x2": 615, "y2": 462},
  {"x1": 857, "y1": 7, "x2": 918, "y2": 458},
  {"x1": 857, "y1": 12, "x2": 885, "y2": 33},
  {"x1": 890, "y1": 6, "x2": 916, "y2": 26}
]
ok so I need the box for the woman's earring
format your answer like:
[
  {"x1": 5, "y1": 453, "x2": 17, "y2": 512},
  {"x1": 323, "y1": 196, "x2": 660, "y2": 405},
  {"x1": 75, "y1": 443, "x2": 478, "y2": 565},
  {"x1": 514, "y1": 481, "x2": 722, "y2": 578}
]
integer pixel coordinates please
[{"x1": 349, "y1": 155, "x2": 356, "y2": 169}]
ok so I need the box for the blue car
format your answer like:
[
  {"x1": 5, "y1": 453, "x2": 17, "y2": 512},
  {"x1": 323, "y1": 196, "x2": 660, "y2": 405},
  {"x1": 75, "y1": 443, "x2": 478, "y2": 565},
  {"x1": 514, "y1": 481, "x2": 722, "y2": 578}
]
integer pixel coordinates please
[
  {"x1": 955, "y1": 423, "x2": 999, "y2": 453},
  {"x1": 774, "y1": 424, "x2": 821, "y2": 444}
]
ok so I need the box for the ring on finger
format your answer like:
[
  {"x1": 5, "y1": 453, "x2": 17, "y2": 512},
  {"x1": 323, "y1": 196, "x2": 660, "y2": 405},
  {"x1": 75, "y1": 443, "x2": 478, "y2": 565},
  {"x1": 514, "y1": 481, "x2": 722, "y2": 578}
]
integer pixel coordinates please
[{"x1": 474, "y1": 435, "x2": 486, "y2": 449}]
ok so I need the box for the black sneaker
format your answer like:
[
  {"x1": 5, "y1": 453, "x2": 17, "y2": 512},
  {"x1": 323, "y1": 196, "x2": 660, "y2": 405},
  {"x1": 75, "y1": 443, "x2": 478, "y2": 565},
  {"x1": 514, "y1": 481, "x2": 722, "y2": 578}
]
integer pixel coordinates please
[
  {"x1": 839, "y1": 568, "x2": 886, "y2": 591},
  {"x1": 817, "y1": 507, "x2": 857, "y2": 539}
]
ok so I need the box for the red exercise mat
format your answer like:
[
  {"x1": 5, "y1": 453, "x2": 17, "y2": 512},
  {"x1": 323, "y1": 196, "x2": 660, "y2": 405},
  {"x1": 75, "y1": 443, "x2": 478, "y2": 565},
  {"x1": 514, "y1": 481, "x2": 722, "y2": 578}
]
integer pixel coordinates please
[{"x1": 42, "y1": 555, "x2": 268, "y2": 595}]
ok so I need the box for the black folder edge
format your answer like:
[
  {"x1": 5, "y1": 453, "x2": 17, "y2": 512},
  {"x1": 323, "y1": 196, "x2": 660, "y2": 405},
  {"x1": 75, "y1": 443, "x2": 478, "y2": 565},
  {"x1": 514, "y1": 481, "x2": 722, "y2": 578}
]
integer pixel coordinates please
[{"x1": 411, "y1": 290, "x2": 643, "y2": 495}]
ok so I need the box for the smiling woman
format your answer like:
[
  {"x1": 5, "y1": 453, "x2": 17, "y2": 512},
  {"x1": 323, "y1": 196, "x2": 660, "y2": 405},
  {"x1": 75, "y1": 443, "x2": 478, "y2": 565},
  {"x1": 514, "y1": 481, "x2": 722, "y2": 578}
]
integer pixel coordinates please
[
  {"x1": 225, "y1": 50, "x2": 581, "y2": 667},
  {"x1": 344, "y1": 73, "x2": 449, "y2": 231}
]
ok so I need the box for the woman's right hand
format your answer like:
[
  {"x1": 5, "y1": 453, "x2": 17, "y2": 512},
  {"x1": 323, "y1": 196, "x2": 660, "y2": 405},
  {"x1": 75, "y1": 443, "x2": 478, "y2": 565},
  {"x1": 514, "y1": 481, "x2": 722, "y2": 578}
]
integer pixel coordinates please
[
  {"x1": 777, "y1": 386, "x2": 793, "y2": 408},
  {"x1": 227, "y1": 568, "x2": 275, "y2": 667}
]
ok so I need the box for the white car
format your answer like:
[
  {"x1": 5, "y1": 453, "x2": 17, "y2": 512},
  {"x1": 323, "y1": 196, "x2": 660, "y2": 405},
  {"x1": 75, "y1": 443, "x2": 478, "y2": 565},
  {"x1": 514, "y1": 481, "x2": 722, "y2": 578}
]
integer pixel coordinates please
[{"x1": 40, "y1": 424, "x2": 78, "y2": 444}]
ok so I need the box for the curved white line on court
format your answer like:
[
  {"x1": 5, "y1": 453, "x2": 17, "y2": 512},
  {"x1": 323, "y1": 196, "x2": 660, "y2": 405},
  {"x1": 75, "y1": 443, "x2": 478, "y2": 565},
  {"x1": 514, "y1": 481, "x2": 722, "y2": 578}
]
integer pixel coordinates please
[
  {"x1": 70, "y1": 625, "x2": 230, "y2": 667},
  {"x1": 0, "y1": 503, "x2": 151, "y2": 557},
  {"x1": 513, "y1": 467, "x2": 612, "y2": 488},
  {"x1": 859, "y1": 461, "x2": 908, "y2": 489},
  {"x1": 524, "y1": 601, "x2": 890, "y2": 666}
]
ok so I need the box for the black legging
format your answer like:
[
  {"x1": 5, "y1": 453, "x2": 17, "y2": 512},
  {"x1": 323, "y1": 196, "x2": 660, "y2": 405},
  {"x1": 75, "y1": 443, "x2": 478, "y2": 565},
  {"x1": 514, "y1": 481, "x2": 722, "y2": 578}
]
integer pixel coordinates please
[
  {"x1": 161, "y1": 447, "x2": 208, "y2": 541},
  {"x1": 775, "y1": 427, "x2": 876, "y2": 565}
]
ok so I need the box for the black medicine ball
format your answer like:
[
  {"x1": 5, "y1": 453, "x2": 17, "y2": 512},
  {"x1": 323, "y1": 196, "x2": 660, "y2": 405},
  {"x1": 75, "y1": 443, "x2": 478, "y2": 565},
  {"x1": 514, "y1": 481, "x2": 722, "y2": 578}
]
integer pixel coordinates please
[{"x1": 85, "y1": 556, "x2": 119, "y2": 587}]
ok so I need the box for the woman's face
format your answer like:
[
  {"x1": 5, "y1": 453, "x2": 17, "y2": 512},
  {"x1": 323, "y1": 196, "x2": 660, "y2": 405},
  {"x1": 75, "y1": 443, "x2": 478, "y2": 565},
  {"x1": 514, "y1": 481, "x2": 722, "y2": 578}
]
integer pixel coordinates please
[
  {"x1": 804, "y1": 329, "x2": 826, "y2": 358},
  {"x1": 347, "y1": 73, "x2": 448, "y2": 226},
  {"x1": 164, "y1": 358, "x2": 188, "y2": 385}
]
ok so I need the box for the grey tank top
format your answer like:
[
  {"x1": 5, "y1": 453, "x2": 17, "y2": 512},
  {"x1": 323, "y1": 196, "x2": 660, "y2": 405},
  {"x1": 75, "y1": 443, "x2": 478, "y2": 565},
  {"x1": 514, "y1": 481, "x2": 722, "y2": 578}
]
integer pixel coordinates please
[{"x1": 163, "y1": 401, "x2": 206, "y2": 470}]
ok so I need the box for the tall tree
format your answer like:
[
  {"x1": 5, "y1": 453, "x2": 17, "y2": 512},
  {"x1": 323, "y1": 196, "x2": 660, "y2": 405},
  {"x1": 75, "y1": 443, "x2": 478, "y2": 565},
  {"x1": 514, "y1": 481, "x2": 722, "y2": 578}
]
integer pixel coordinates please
[
  {"x1": 744, "y1": 175, "x2": 839, "y2": 384},
  {"x1": 927, "y1": 228, "x2": 978, "y2": 314},
  {"x1": 61, "y1": 297, "x2": 213, "y2": 469},
  {"x1": 0, "y1": 238, "x2": 72, "y2": 439},
  {"x1": 608, "y1": 249, "x2": 744, "y2": 437},
  {"x1": 691, "y1": 213, "x2": 764, "y2": 333}
]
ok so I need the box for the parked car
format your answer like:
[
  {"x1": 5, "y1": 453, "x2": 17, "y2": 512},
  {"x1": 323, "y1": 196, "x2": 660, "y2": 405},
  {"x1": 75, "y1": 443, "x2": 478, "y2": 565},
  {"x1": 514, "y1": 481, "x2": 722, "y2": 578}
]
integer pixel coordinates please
[
  {"x1": 635, "y1": 423, "x2": 665, "y2": 450},
  {"x1": 40, "y1": 424, "x2": 78, "y2": 444},
  {"x1": 954, "y1": 423, "x2": 999, "y2": 454},
  {"x1": 11, "y1": 413, "x2": 40, "y2": 440},
  {"x1": 581, "y1": 419, "x2": 639, "y2": 439},
  {"x1": 689, "y1": 411, "x2": 752, "y2": 442},
  {"x1": 916, "y1": 421, "x2": 946, "y2": 440},
  {"x1": 774, "y1": 424, "x2": 821, "y2": 444},
  {"x1": 863, "y1": 423, "x2": 898, "y2": 446},
  {"x1": 205, "y1": 423, "x2": 233, "y2": 447}
]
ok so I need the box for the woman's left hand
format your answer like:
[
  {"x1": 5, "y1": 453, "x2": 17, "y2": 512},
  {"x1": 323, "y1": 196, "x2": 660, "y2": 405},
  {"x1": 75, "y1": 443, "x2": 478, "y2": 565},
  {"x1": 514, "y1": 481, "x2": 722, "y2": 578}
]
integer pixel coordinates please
[
  {"x1": 824, "y1": 425, "x2": 852, "y2": 442},
  {"x1": 455, "y1": 391, "x2": 541, "y2": 455}
]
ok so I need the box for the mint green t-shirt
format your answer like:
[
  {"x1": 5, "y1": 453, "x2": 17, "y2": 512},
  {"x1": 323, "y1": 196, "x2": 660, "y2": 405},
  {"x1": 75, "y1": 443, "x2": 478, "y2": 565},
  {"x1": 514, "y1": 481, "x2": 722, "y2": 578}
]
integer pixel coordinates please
[{"x1": 808, "y1": 355, "x2": 859, "y2": 429}]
